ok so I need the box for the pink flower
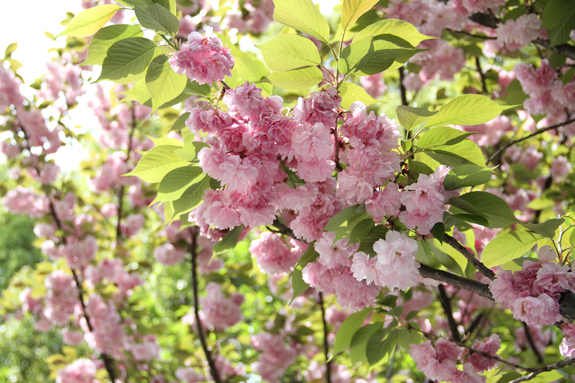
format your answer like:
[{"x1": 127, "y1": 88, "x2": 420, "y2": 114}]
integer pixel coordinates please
[
  {"x1": 200, "y1": 283, "x2": 243, "y2": 331},
  {"x1": 62, "y1": 329, "x2": 84, "y2": 345},
  {"x1": 551, "y1": 156, "x2": 572, "y2": 178},
  {"x1": 467, "y1": 334, "x2": 500, "y2": 372},
  {"x1": 315, "y1": 232, "x2": 357, "y2": 268},
  {"x1": 399, "y1": 170, "x2": 446, "y2": 234},
  {"x1": 1, "y1": 186, "x2": 50, "y2": 218},
  {"x1": 371, "y1": 230, "x2": 420, "y2": 291},
  {"x1": 175, "y1": 368, "x2": 204, "y2": 383},
  {"x1": 249, "y1": 232, "x2": 300, "y2": 275},
  {"x1": 365, "y1": 183, "x2": 401, "y2": 220},
  {"x1": 169, "y1": 31, "x2": 234, "y2": 84},
  {"x1": 56, "y1": 359, "x2": 97, "y2": 383},
  {"x1": 497, "y1": 14, "x2": 542, "y2": 49},
  {"x1": 154, "y1": 243, "x2": 187, "y2": 266},
  {"x1": 512, "y1": 294, "x2": 562, "y2": 326},
  {"x1": 360, "y1": 74, "x2": 386, "y2": 98}
]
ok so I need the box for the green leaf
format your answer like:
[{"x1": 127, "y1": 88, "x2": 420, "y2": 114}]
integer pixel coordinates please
[
  {"x1": 443, "y1": 165, "x2": 492, "y2": 190},
  {"x1": 268, "y1": 67, "x2": 323, "y2": 90},
  {"x1": 415, "y1": 240, "x2": 442, "y2": 268},
  {"x1": 156, "y1": 166, "x2": 204, "y2": 201},
  {"x1": 339, "y1": 81, "x2": 380, "y2": 109},
  {"x1": 82, "y1": 24, "x2": 143, "y2": 66},
  {"x1": 170, "y1": 112, "x2": 191, "y2": 131},
  {"x1": 214, "y1": 225, "x2": 244, "y2": 253},
  {"x1": 482, "y1": 231, "x2": 543, "y2": 268},
  {"x1": 358, "y1": 225, "x2": 387, "y2": 256},
  {"x1": 341, "y1": 0, "x2": 379, "y2": 31},
  {"x1": 431, "y1": 222, "x2": 445, "y2": 243},
  {"x1": 353, "y1": 19, "x2": 432, "y2": 48},
  {"x1": 542, "y1": 0, "x2": 575, "y2": 46},
  {"x1": 349, "y1": 322, "x2": 382, "y2": 364},
  {"x1": 333, "y1": 308, "x2": 372, "y2": 355},
  {"x1": 58, "y1": 4, "x2": 123, "y2": 37},
  {"x1": 349, "y1": 219, "x2": 376, "y2": 244},
  {"x1": 396, "y1": 105, "x2": 437, "y2": 131},
  {"x1": 174, "y1": 142, "x2": 209, "y2": 162},
  {"x1": 324, "y1": 205, "x2": 362, "y2": 232},
  {"x1": 135, "y1": 3, "x2": 180, "y2": 35},
  {"x1": 98, "y1": 37, "x2": 157, "y2": 83},
  {"x1": 417, "y1": 126, "x2": 473, "y2": 149},
  {"x1": 290, "y1": 267, "x2": 309, "y2": 303},
  {"x1": 424, "y1": 139, "x2": 486, "y2": 167},
  {"x1": 297, "y1": 243, "x2": 320, "y2": 268},
  {"x1": 171, "y1": 175, "x2": 211, "y2": 218},
  {"x1": 521, "y1": 218, "x2": 564, "y2": 239},
  {"x1": 426, "y1": 95, "x2": 506, "y2": 127},
  {"x1": 125, "y1": 146, "x2": 189, "y2": 183},
  {"x1": 272, "y1": 0, "x2": 331, "y2": 44},
  {"x1": 524, "y1": 371, "x2": 563, "y2": 383},
  {"x1": 145, "y1": 55, "x2": 187, "y2": 111},
  {"x1": 448, "y1": 192, "x2": 519, "y2": 228},
  {"x1": 257, "y1": 34, "x2": 321, "y2": 72},
  {"x1": 4, "y1": 43, "x2": 17, "y2": 59},
  {"x1": 366, "y1": 327, "x2": 397, "y2": 366}
]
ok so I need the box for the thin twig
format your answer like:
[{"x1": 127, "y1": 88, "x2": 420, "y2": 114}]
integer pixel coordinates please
[
  {"x1": 508, "y1": 358, "x2": 575, "y2": 383},
  {"x1": 398, "y1": 67, "x2": 408, "y2": 107},
  {"x1": 318, "y1": 293, "x2": 332, "y2": 383},
  {"x1": 443, "y1": 234, "x2": 495, "y2": 280},
  {"x1": 437, "y1": 285, "x2": 461, "y2": 341},
  {"x1": 523, "y1": 322, "x2": 544, "y2": 363},
  {"x1": 475, "y1": 56, "x2": 487, "y2": 94},
  {"x1": 190, "y1": 232, "x2": 222, "y2": 383},
  {"x1": 488, "y1": 118, "x2": 575, "y2": 164},
  {"x1": 446, "y1": 28, "x2": 497, "y2": 40}
]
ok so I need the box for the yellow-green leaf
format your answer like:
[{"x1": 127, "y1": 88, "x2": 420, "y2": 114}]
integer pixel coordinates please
[
  {"x1": 341, "y1": 0, "x2": 379, "y2": 32},
  {"x1": 58, "y1": 4, "x2": 123, "y2": 37},
  {"x1": 273, "y1": 0, "x2": 331, "y2": 45}
]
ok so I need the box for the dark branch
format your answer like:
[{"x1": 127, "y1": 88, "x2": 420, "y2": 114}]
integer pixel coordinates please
[
  {"x1": 190, "y1": 233, "x2": 223, "y2": 383},
  {"x1": 509, "y1": 358, "x2": 575, "y2": 383},
  {"x1": 318, "y1": 293, "x2": 332, "y2": 383},
  {"x1": 488, "y1": 118, "x2": 575, "y2": 164},
  {"x1": 443, "y1": 234, "x2": 495, "y2": 280},
  {"x1": 523, "y1": 322, "x2": 543, "y2": 363},
  {"x1": 398, "y1": 67, "x2": 408, "y2": 107},
  {"x1": 475, "y1": 56, "x2": 487, "y2": 94},
  {"x1": 437, "y1": 284, "x2": 461, "y2": 341},
  {"x1": 465, "y1": 313, "x2": 484, "y2": 335}
]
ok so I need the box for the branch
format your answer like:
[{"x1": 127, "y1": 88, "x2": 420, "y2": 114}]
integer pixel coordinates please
[
  {"x1": 475, "y1": 56, "x2": 487, "y2": 94},
  {"x1": 398, "y1": 67, "x2": 408, "y2": 107},
  {"x1": 509, "y1": 358, "x2": 575, "y2": 383},
  {"x1": 446, "y1": 28, "x2": 497, "y2": 40},
  {"x1": 318, "y1": 293, "x2": 332, "y2": 383},
  {"x1": 488, "y1": 118, "x2": 575, "y2": 164},
  {"x1": 523, "y1": 322, "x2": 543, "y2": 363},
  {"x1": 443, "y1": 234, "x2": 495, "y2": 280},
  {"x1": 464, "y1": 313, "x2": 484, "y2": 335},
  {"x1": 437, "y1": 284, "x2": 461, "y2": 342},
  {"x1": 190, "y1": 232, "x2": 223, "y2": 383}
]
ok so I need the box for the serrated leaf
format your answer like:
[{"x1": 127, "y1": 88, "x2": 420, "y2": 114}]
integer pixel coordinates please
[
  {"x1": 367, "y1": 327, "x2": 397, "y2": 366},
  {"x1": 482, "y1": 231, "x2": 543, "y2": 268},
  {"x1": 214, "y1": 225, "x2": 244, "y2": 253},
  {"x1": 290, "y1": 266, "x2": 309, "y2": 303},
  {"x1": 443, "y1": 165, "x2": 492, "y2": 190},
  {"x1": 135, "y1": 3, "x2": 179, "y2": 35},
  {"x1": 145, "y1": 55, "x2": 187, "y2": 111},
  {"x1": 417, "y1": 126, "x2": 473, "y2": 149},
  {"x1": 333, "y1": 308, "x2": 372, "y2": 355},
  {"x1": 339, "y1": 81, "x2": 380, "y2": 109},
  {"x1": 126, "y1": 146, "x2": 189, "y2": 183},
  {"x1": 342, "y1": 0, "x2": 379, "y2": 31},
  {"x1": 397, "y1": 105, "x2": 437, "y2": 130},
  {"x1": 522, "y1": 218, "x2": 565, "y2": 239},
  {"x1": 156, "y1": 166, "x2": 204, "y2": 201},
  {"x1": 415, "y1": 240, "x2": 442, "y2": 268},
  {"x1": 273, "y1": 0, "x2": 331, "y2": 44},
  {"x1": 82, "y1": 24, "x2": 143, "y2": 66},
  {"x1": 448, "y1": 192, "x2": 519, "y2": 228},
  {"x1": 170, "y1": 112, "x2": 191, "y2": 131},
  {"x1": 353, "y1": 19, "x2": 432, "y2": 48},
  {"x1": 58, "y1": 4, "x2": 123, "y2": 37},
  {"x1": 349, "y1": 219, "x2": 376, "y2": 244},
  {"x1": 424, "y1": 140, "x2": 486, "y2": 168},
  {"x1": 296, "y1": 243, "x2": 320, "y2": 268},
  {"x1": 257, "y1": 34, "x2": 321, "y2": 72},
  {"x1": 171, "y1": 175, "x2": 210, "y2": 218},
  {"x1": 324, "y1": 205, "x2": 362, "y2": 231},
  {"x1": 268, "y1": 67, "x2": 323, "y2": 90},
  {"x1": 174, "y1": 142, "x2": 209, "y2": 162},
  {"x1": 426, "y1": 95, "x2": 506, "y2": 127},
  {"x1": 98, "y1": 37, "x2": 156, "y2": 83},
  {"x1": 542, "y1": 0, "x2": 575, "y2": 46},
  {"x1": 358, "y1": 225, "x2": 387, "y2": 256},
  {"x1": 350, "y1": 322, "x2": 382, "y2": 364}
]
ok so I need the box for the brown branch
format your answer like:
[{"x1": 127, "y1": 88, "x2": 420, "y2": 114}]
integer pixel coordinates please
[
  {"x1": 475, "y1": 56, "x2": 487, "y2": 94},
  {"x1": 446, "y1": 28, "x2": 497, "y2": 40},
  {"x1": 523, "y1": 322, "x2": 544, "y2": 363},
  {"x1": 509, "y1": 358, "x2": 575, "y2": 383},
  {"x1": 437, "y1": 284, "x2": 461, "y2": 342},
  {"x1": 419, "y1": 265, "x2": 493, "y2": 299},
  {"x1": 464, "y1": 313, "x2": 484, "y2": 335},
  {"x1": 318, "y1": 293, "x2": 332, "y2": 383},
  {"x1": 398, "y1": 67, "x2": 408, "y2": 107},
  {"x1": 190, "y1": 232, "x2": 222, "y2": 383},
  {"x1": 488, "y1": 118, "x2": 575, "y2": 164},
  {"x1": 443, "y1": 234, "x2": 495, "y2": 280}
]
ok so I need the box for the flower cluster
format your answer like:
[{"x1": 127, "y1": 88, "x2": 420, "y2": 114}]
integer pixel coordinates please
[
  {"x1": 198, "y1": 283, "x2": 244, "y2": 331},
  {"x1": 251, "y1": 333, "x2": 298, "y2": 383},
  {"x1": 169, "y1": 31, "x2": 235, "y2": 84},
  {"x1": 490, "y1": 252, "x2": 575, "y2": 326}
]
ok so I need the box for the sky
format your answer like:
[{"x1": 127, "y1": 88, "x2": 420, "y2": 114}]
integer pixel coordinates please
[{"x1": 0, "y1": 0, "x2": 339, "y2": 171}]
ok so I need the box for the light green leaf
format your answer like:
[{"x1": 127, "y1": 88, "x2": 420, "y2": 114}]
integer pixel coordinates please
[
  {"x1": 135, "y1": 3, "x2": 179, "y2": 35},
  {"x1": 333, "y1": 308, "x2": 372, "y2": 355},
  {"x1": 367, "y1": 327, "x2": 398, "y2": 366},
  {"x1": 357, "y1": 225, "x2": 387, "y2": 256},
  {"x1": 542, "y1": 0, "x2": 575, "y2": 46},
  {"x1": 125, "y1": 146, "x2": 189, "y2": 183},
  {"x1": 324, "y1": 205, "x2": 362, "y2": 231},
  {"x1": 415, "y1": 240, "x2": 442, "y2": 269},
  {"x1": 257, "y1": 34, "x2": 321, "y2": 72},
  {"x1": 228, "y1": 49, "x2": 269, "y2": 82},
  {"x1": 443, "y1": 165, "x2": 492, "y2": 190},
  {"x1": 350, "y1": 322, "x2": 382, "y2": 364},
  {"x1": 426, "y1": 95, "x2": 506, "y2": 127},
  {"x1": 171, "y1": 175, "x2": 210, "y2": 218},
  {"x1": 58, "y1": 4, "x2": 123, "y2": 37},
  {"x1": 156, "y1": 166, "x2": 204, "y2": 201},
  {"x1": 145, "y1": 55, "x2": 187, "y2": 111},
  {"x1": 341, "y1": 0, "x2": 379, "y2": 31},
  {"x1": 268, "y1": 67, "x2": 323, "y2": 90},
  {"x1": 120, "y1": 79, "x2": 150, "y2": 104},
  {"x1": 214, "y1": 225, "x2": 244, "y2": 253},
  {"x1": 296, "y1": 243, "x2": 320, "y2": 268},
  {"x1": 82, "y1": 25, "x2": 143, "y2": 66},
  {"x1": 424, "y1": 139, "x2": 486, "y2": 167},
  {"x1": 521, "y1": 218, "x2": 565, "y2": 239},
  {"x1": 339, "y1": 81, "x2": 380, "y2": 109},
  {"x1": 353, "y1": 19, "x2": 432, "y2": 48},
  {"x1": 482, "y1": 231, "x2": 543, "y2": 268},
  {"x1": 272, "y1": 0, "x2": 331, "y2": 44},
  {"x1": 174, "y1": 142, "x2": 209, "y2": 162},
  {"x1": 98, "y1": 37, "x2": 156, "y2": 83},
  {"x1": 290, "y1": 266, "x2": 309, "y2": 303},
  {"x1": 417, "y1": 126, "x2": 473, "y2": 149},
  {"x1": 448, "y1": 191, "x2": 519, "y2": 228},
  {"x1": 170, "y1": 112, "x2": 191, "y2": 131},
  {"x1": 397, "y1": 105, "x2": 437, "y2": 130}
]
